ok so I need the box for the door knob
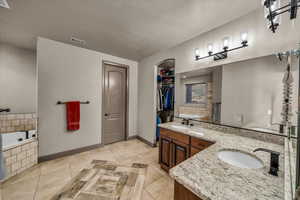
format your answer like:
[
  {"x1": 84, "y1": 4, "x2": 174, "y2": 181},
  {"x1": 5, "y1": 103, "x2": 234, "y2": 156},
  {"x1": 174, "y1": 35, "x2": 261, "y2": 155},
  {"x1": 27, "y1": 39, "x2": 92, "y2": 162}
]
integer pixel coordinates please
[{"x1": 104, "y1": 113, "x2": 109, "y2": 116}]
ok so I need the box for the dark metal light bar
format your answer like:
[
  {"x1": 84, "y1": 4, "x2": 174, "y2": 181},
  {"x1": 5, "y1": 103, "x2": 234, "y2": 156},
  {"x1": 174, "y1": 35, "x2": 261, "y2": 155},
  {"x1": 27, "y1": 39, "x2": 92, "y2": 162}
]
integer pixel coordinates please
[
  {"x1": 0, "y1": 108, "x2": 10, "y2": 113},
  {"x1": 195, "y1": 43, "x2": 248, "y2": 61},
  {"x1": 263, "y1": 0, "x2": 300, "y2": 33},
  {"x1": 57, "y1": 101, "x2": 90, "y2": 104}
]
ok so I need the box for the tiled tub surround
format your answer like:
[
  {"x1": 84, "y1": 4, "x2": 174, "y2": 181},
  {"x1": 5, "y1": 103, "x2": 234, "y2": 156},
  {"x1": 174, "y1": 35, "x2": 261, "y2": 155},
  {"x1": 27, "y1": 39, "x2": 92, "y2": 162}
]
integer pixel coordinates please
[
  {"x1": 0, "y1": 113, "x2": 37, "y2": 133},
  {"x1": 2, "y1": 139, "x2": 38, "y2": 180},
  {"x1": 2, "y1": 130, "x2": 37, "y2": 150},
  {"x1": 159, "y1": 122, "x2": 285, "y2": 200}
]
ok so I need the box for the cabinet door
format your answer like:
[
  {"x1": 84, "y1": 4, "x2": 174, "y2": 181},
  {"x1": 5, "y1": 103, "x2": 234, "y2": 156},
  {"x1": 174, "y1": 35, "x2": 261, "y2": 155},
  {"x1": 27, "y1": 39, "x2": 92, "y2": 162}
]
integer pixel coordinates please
[
  {"x1": 174, "y1": 181, "x2": 203, "y2": 200},
  {"x1": 172, "y1": 140, "x2": 190, "y2": 166},
  {"x1": 159, "y1": 135, "x2": 172, "y2": 171},
  {"x1": 190, "y1": 146, "x2": 202, "y2": 157}
]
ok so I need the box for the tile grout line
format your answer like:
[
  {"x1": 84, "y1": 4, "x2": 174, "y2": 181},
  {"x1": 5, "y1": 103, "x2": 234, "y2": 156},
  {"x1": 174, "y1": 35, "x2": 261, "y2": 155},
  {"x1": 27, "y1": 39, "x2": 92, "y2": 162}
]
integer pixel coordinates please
[
  {"x1": 68, "y1": 159, "x2": 72, "y2": 179},
  {"x1": 32, "y1": 166, "x2": 42, "y2": 200}
]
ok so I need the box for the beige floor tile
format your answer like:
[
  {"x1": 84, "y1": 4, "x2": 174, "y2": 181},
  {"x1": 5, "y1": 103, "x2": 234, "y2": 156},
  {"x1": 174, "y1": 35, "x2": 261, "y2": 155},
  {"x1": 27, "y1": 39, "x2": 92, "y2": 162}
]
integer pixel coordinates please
[
  {"x1": 1, "y1": 139, "x2": 174, "y2": 200},
  {"x1": 156, "y1": 178, "x2": 174, "y2": 200},
  {"x1": 144, "y1": 165, "x2": 167, "y2": 187},
  {"x1": 38, "y1": 166, "x2": 71, "y2": 190},
  {"x1": 3, "y1": 165, "x2": 41, "y2": 186},
  {"x1": 141, "y1": 189, "x2": 155, "y2": 200},
  {"x1": 36, "y1": 168, "x2": 71, "y2": 200},
  {"x1": 145, "y1": 176, "x2": 171, "y2": 199},
  {"x1": 87, "y1": 149, "x2": 118, "y2": 162},
  {"x1": 35, "y1": 184, "x2": 64, "y2": 200},
  {"x1": 40, "y1": 156, "x2": 71, "y2": 175},
  {"x1": 2, "y1": 176, "x2": 38, "y2": 200}
]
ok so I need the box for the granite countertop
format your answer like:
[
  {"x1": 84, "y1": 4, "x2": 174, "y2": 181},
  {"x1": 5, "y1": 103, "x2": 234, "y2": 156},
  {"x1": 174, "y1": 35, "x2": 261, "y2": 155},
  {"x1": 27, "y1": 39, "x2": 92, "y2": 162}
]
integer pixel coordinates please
[{"x1": 159, "y1": 122, "x2": 285, "y2": 200}]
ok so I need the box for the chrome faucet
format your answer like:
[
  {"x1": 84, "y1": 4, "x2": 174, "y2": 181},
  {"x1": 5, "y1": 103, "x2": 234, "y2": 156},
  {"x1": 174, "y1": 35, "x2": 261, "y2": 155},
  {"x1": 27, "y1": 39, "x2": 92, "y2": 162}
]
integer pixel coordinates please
[
  {"x1": 181, "y1": 118, "x2": 190, "y2": 126},
  {"x1": 253, "y1": 148, "x2": 280, "y2": 176}
]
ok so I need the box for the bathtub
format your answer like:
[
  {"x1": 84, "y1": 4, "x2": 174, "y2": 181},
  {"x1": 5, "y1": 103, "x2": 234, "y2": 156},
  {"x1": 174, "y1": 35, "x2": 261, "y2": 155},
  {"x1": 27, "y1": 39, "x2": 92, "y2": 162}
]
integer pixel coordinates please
[{"x1": 2, "y1": 130, "x2": 37, "y2": 151}]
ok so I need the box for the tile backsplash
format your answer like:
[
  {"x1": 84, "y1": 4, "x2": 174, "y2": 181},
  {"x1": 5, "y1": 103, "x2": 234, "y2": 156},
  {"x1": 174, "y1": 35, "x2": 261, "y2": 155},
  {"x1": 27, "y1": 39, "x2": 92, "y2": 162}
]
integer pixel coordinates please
[{"x1": 0, "y1": 113, "x2": 37, "y2": 133}]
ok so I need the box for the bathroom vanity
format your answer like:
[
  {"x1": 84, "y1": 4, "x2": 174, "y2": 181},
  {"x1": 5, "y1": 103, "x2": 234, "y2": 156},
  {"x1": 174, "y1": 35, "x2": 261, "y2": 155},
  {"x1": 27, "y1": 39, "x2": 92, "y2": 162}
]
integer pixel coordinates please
[
  {"x1": 159, "y1": 122, "x2": 285, "y2": 200},
  {"x1": 159, "y1": 127, "x2": 214, "y2": 171}
]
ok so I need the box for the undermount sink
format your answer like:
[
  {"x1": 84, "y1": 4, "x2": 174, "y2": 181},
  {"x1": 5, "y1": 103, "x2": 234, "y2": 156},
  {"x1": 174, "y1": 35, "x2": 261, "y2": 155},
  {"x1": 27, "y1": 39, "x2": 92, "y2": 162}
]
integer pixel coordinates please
[
  {"x1": 218, "y1": 150, "x2": 263, "y2": 169},
  {"x1": 188, "y1": 130, "x2": 204, "y2": 136},
  {"x1": 170, "y1": 125, "x2": 189, "y2": 130}
]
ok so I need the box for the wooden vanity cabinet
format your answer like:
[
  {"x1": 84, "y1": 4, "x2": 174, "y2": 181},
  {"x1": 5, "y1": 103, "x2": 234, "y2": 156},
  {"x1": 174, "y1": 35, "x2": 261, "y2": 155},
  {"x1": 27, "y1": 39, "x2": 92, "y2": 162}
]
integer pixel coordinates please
[
  {"x1": 190, "y1": 137, "x2": 214, "y2": 156},
  {"x1": 159, "y1": 128, "x2": 213, "y2": 171},
  {"x1": 159, "y1": 134, "x2": 172, "y2": 171},
  {"x1": 174, "y1": 181, "x2": 203, "y2": 200},
  {"x1": 159, "y1": 128, "x2": 190, "y2": 171},
  {"x1": 171, "y1": 139, "x2": 190, "y2": 166}
]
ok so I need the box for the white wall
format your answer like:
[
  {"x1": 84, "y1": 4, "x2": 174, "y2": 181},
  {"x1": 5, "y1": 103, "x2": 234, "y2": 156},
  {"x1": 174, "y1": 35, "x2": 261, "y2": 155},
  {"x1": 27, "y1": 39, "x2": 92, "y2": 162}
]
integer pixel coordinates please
[
  {"x1": 138, "y1": 9, "x2": 300, "y2": 144},
  {"x1": 221, "y1": 55, "x2": 299, "y2": 128},
  {"x1": 38, "y1": 38, "x2": 138, "y2": 157},
  {"x1": 0, "y1": 43, "x2": 36, "y2": 114}
]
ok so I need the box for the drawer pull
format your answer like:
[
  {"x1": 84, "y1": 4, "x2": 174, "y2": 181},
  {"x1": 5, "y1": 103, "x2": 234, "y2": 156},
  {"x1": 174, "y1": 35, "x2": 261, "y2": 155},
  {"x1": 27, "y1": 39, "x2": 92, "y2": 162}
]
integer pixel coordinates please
[{"x1": 176, "y1": 146, "x2": 186, "y2": 151}]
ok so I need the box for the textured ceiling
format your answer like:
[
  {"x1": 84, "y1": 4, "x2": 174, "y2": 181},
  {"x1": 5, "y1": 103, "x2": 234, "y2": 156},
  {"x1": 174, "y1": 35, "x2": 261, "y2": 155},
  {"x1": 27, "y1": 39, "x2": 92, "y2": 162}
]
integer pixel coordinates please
[{"x1": 0, "y1": 0, "x2": 260, "y2": 60}]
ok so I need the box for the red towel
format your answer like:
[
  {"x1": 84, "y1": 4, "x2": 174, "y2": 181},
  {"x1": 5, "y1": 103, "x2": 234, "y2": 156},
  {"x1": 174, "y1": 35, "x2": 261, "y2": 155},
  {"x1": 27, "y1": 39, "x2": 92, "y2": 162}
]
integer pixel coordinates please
[{"x1": 66, "y1": 101, "x2": 80, "y2": 131}]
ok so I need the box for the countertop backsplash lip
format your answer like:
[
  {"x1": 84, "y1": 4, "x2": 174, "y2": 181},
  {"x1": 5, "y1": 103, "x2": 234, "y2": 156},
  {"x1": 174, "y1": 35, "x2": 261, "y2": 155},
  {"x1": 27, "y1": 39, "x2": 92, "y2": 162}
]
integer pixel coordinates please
[
  {"x1": 172, "y1": 118, "x2": 285, "y2": 145},
  {"x1": 159, "y1": 122, "x2": 285, "y2": 200}
]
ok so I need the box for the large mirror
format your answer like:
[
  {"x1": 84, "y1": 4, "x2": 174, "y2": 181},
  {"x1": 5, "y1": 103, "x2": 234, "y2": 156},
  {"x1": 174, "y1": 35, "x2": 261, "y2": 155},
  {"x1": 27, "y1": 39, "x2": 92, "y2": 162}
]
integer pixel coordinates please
[
  {"x1": 175, "y1": 52, "x2": 299, "y2": 197},
  {"x1": 176, "y1": 54, "x2": 298, "y2": 136},
  {"x1": 0, "y1": 43, "x2": 37, "y2": 140},
  {"x1": 0, "y1": 44, "x2": 37, "y2": 114}
]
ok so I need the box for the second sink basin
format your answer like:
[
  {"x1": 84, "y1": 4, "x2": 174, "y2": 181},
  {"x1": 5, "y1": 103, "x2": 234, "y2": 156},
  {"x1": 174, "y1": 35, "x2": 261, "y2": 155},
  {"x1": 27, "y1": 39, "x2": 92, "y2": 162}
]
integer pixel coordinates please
[
  {"x1": 170, "y1": 125, "x2": 189, "y2": 131},
  {"x1": 188, "y1": 130, "x2": 204, "y2": 136},
  {"x1": 218, "y1": 150, "x2": 263, "y2": 169}
]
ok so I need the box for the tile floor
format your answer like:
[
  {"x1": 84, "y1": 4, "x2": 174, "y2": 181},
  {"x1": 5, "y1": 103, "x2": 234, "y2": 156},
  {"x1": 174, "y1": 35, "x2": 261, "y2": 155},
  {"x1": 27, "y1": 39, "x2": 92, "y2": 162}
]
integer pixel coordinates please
[{"x1": 0, "y1": 139, "x2": 174, "y2": 200}]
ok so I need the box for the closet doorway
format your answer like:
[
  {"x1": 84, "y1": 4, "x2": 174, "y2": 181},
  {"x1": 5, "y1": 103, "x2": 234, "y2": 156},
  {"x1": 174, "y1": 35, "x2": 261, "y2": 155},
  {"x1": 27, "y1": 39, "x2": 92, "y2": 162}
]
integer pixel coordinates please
[
  {"x1": 156, "y1": 58, "x2": 175, "y2": 142},
  {"x1": 102, "y1": 62, "x2": 128, "y2": 145}
]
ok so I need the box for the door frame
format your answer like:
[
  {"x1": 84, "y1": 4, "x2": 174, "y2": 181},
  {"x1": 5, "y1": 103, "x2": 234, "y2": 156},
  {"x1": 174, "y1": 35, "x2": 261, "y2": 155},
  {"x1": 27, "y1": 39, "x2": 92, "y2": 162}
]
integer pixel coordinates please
[
  {"x1": 154, "y1": 58, "x2": 176, "y2": 145},
  {"x1": 101, "y1": 60, "x2": 129, "y2": 144}
]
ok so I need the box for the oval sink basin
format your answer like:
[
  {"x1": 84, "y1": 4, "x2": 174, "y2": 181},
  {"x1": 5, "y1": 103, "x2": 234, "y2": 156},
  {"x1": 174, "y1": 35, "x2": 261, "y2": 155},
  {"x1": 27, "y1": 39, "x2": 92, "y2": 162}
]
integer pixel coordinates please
[
  {"x1": 218, "y1": 150, "x2": 263, "y2": 169},
  {"x1": 188, "y1": 130, "x2": 204, "y2": 136},
  {"x1": 170, "y1": 125, "x2": 189, "y2": 130}
]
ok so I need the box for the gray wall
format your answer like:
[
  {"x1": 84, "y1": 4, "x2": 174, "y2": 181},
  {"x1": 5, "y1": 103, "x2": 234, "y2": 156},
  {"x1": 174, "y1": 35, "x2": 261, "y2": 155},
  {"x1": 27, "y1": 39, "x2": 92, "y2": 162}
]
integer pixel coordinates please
[
  {"x1": 38, "y1": 38, "x2": 138, "y2": 157},
  {"x1": 221, "y1": 55, "x2": 299, "y2": 128},
  {"x1": 138, "y1": 9, "x2": 300, "y2": 144},
  {"x1": 0, "y1": 43, "x2": 36, "y2": 114}
]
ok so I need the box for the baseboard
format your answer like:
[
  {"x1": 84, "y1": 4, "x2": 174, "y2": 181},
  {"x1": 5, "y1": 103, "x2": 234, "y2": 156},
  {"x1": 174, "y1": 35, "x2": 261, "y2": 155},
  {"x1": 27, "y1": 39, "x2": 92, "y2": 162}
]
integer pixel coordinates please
[
  {"x1": 38, "y1": 136, "x2": 156, "y2": 162},
  {"x1": 38, "y1": 143, "x2": 104, "y2": 163},
  {"x1": 127, "y1": 135, "x2": 138, "y2": 140},
  {"x1": 136, "y1": 136, "x2": 156, "y2": 147}
]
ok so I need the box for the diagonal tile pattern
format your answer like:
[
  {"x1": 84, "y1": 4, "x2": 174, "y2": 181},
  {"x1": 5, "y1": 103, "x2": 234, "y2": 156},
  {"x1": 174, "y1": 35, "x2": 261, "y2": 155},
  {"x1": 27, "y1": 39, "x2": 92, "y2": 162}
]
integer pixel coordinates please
[{"x1": 1, "y1": 139, "x2": 174, "y2": 200}]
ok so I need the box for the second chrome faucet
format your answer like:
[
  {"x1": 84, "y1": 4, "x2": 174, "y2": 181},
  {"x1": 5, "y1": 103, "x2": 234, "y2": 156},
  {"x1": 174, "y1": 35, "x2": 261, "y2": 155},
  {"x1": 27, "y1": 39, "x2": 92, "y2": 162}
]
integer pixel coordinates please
[{"x1": 253, "y1": 148, "x2": 280, "y2": 176}]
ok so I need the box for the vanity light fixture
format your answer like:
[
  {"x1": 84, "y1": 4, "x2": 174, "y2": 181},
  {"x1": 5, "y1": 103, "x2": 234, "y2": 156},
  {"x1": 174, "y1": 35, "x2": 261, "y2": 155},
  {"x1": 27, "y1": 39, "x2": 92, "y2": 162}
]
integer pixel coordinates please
[
  {"x1": 195, "y1": 48, "x2": 200, "y2": 60},
  {"x1": 241, "y1": 32, "x2": 248, "y2": 46},
  {"x1": 223, "y1": 37, "x2": 230, "y2": 51},
  {"x1": 207, "y1": 44, "x2": 213, "y2": 56},
  {"x1": 195, "y1": 33, "x2": 248, "y2": 61},
  {"x1": 262, "y1": 0, "x2": 300, "y2": 33}
]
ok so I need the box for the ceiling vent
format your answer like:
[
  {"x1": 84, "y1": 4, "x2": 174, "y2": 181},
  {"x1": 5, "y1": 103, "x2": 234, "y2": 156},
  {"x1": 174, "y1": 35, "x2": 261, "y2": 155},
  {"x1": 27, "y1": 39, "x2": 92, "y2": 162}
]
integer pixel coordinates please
[
  {"x1": 70, "y1": 36, "x2": 86, "y2": 46},
  {"x1": 0, "y1": 0, "x2": 9, "y2": 8}
]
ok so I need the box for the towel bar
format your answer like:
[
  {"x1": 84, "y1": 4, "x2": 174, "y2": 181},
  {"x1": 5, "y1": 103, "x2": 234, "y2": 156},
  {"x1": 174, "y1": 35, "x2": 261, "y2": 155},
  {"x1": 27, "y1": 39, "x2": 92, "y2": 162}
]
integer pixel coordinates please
[{"x1": 56, "y1": 101, "x2": 90, "y2": 105}]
